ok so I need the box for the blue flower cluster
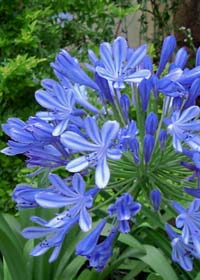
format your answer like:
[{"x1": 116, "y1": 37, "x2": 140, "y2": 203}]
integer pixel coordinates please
[{"x1": 2, "y1": 35, "x2": 200, "y2": 271}]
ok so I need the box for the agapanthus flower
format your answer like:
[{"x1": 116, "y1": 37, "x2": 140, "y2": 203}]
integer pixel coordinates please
[
  {"x1": 172, "y1": 200, "x2": 200, "y2": 254},
  {"x1": 76, "y1": 219, "x2": 117, "y2": 271},
  {"x1": 61, "y1": 116, "x2": 121, "y2": 188},
  {"x1": 165, "y1": 106, "x2": 200, "y2": 152},
  {"x1": 95, "y1": 36, "x2": 151, "y2": 89},
  {"x1": 22, "y1": 214, "x2": 79, "y2": 262},
  {"x1": 165, "y1": 224, "x2": 200, "y2": 271},
  {"x1": 150, "y1": 189, "x2": 162, "y2": 211},
  {"x1": 108, "y1": 193, "x2": 141, "y2": 233},
  {"x1": 35, "y1": 173, "x2": 98, "y2": 231}
]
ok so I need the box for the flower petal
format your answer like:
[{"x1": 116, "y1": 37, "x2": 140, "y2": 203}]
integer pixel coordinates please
[
  {"x1": 95, "y1": 157, "x2": 110, "y2": 188},
  {"x1": 61, "y1": 131, "x2": 99, "y2": 151},
  {"x1": 67, "y1": 156, "x2": 89, "y2": 172}
]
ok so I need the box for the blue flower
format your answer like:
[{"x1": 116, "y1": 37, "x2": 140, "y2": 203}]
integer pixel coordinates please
[
  {"x1": 165, "y1": 223, "x2": 200, "y2": 271},
  {"x1": 139, "y1": 78, "x2": 152, "y2": 112},
  {"x1": 156, "y1": 35, "x2": 176, "y2": 77},
  {"x1": 158, "y1": 129, "x2": 168, "y2": 151},
  {"x1": 12, "y1": 185, "x2": 47, "y2": 208},
  {"x1": 143, "y1": 134, "x2": 155, "y2": 164},
  {"x1": 35, "y1": 173, "x2": 98, "y2": 231},
  {"x1": 95, "y1": 36, "x2": 150, "y2": 89},
  {"x1": 86, "y1": 228, "x2": 117, "y2": 271},
  {"x1": 145, "y1": 112, "x2": 158, "y2": 135},
  {"x1": 108, "y1": 193, "x2": 141, "y2": 233},
  {"x1": 172, "y1": 200, "x2": 200, "y2": 254},
  {"x1": 165, "y1": 106, "x2": 200, "y2": 152},
  {"x1": 76, "y1": 219, "x2": 117, "y2": 271},
  {"x1": 61, "y1": 116, "x2": 121, "y2": 188},
  {"x1": 51, "y1": 50, "x2": 99, "y2": 91},
  {"x1": 35, "y1": 81, "x2": 84, "y2": 136},
  {"x1": 150, "y1": 189, "x2": 162, "y2": 211},
  {"x1": 170, "y1": 47, "x2": 188, "y2": 70},
  {"x1": 22, "y1": 214, "x2": 78, "y2": 262},
  {"x1": 76, "y1": 219, "x2": 107, "y2": 256}
]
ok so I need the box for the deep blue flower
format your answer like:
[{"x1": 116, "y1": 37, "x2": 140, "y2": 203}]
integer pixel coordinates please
[
  {"x1": 61, "y1": 116, "x2": 121, "y2": 188},
  {"x1": 117, "y1": 120, "x2": 138, "y2": 151},
  {"x1": 85, "y1": 228, "x2": 117, "y2": 271},
  {"x1": 51, "y1": 49, "x2": 99, "y2": 91},
  {"x1": 143, "y1": 134, "x2": 155, "y2": 164},
  {"x1": 76, "y1": 219, "x2": 117, "y2": 271},
  {"x1": 1, "y1": 117, "x2": 59, "y2": 155},
  {"x1": 35, "y1": 173, "x2": 98, "y2": 231},
  {"x1": 139, "y1": 78, "x2": 152, "y2": 112},
  {"x1": 145, "y1": 112, "x2": 158, "y2": 135},
  {"x1": 108, "y1": 193, "x2": 141, "y2": 233},
  {"x1": 169, "y1": 47, "x2": 188, "y2": 70},
  {"x1": 120, "y1": 94, "x2": 130, "y2": 121},
  {"x1": 150, "y1": 189, "x2": 162, "y2": 211},
  {"x1": 12, "y1": 185, "x2": 47, "y2": 208},
  {"x1": 158, "y1": 129, "x2": 168, "y2": 151},
  {"x1": 76, "y1": 219, "x2": 107, "y2": 256},
  {"x1": 95, "y1": 36, "x2": 150, "y2": 89},
  {"x1": 156, "y1": 35, "x2": 176, "y2": 77},
  {"x1": 25, "y1": 145, "x2": 67, "y2": 168}
]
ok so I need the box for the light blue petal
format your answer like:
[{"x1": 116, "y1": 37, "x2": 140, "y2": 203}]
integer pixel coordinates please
[
  {"x1": 101, "y1": 121, "x2": 120, "y2": 144},
  {"x1": 67, "y1": 156, "x2": 89, "y2": 172},
  {"x1": 178, "y1": 106, "x2": 200, "y2": 123},
  {"x1": 178, "y1": 120, "x2": 200, "y2": 130},
  {"x1": 124, "y1": 44, "x2": 147, "y2": 71},
  {"x1": 100, "y1": 42, "x2": 115, "y2": 74},
  {"x1": 61, "y1": 131, "x2": 99, "y2": 151},
  {"x1": 79, "y1": 207, "x2": 92, "y2": 232},
  {"x1": 35, "y1": 90, "x2": 64, "y2": 111},
  {"x1": 22, "y1": 227, "x2": 54, "y2": 239},
  {"x1": 72, "y1": 173, "x2": 85, "y2": 194},
  {"x1": 53, "y1": 119, "x2": 69, "y2": 136},
  {"x1": 112, "y1": 36, "x2": 127, "y2": 75},
  {"x1": 35, "y1": 192, "x2": 79, "y2": 208},
  {"x1": 85, "y1": 116, "x2": 102, "y2": 144},
  {"x1": 49, "y1": 245, "x2": 62, "y2": 262},
  {"x1": 48, "y1": 173, "x2": 75, "y2": 197},
  {"x1": 95, "y1": 157, "x2": 110, "y2": 188},
  {"x1": 30, "y1": 244, "x2": 50, "y2": 256},
  {"x1": 107, "y1": 149, "x2": 122, "y2": 160},
  {"x1": 125, "y1": 69, "x2": 151, "y2": 83},
  {"x1": 96, "y1": 66, "x2": 115, "y2": 81}
]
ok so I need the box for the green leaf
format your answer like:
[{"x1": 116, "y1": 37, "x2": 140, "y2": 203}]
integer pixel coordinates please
[
  {"x1": 118, "y1": 233, "x2": 146, "y2": 255},
  {"x1": 59, "y1": 256, "x2": 86, "y2": 280},
  {"x1": 139, "y1": 245, "x2": 178, "y2": 280},
  {"x1": 147, "y1": 273, "x2": 163, "y2": 280},
  {"x1": 194, "y1": 272, "x2": 200, "y2": 280}
]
